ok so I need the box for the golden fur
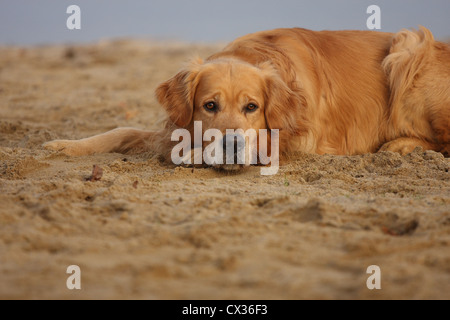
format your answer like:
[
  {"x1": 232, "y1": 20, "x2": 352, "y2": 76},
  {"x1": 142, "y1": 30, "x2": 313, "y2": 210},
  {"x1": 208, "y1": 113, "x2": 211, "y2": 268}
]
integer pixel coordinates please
[{"x1": 44, "y1": 27, "x2": 450, "y2": 166}]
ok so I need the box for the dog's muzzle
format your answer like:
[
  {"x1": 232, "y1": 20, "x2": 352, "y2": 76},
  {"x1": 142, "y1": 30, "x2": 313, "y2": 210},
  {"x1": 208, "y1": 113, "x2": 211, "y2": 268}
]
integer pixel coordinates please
[{"x1": 215, "y1": 133, "x2": 250, "y2": 171}]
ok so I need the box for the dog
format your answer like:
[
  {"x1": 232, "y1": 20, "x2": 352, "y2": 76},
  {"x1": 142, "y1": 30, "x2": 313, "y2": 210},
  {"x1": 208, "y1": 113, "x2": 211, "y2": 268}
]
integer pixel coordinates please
[{"x1": 44, "y1": 27, "x2": 450, "y2": 171}]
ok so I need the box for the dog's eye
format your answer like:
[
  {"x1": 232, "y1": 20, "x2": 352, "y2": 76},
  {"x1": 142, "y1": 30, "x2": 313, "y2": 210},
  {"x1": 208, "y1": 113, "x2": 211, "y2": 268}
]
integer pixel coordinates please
[
  {"x1": 204, "y1": 102, "x2": 218, "y2": 112},
  {"x1": 245, "y1": 103, "x2": 259, "y2": 112}
]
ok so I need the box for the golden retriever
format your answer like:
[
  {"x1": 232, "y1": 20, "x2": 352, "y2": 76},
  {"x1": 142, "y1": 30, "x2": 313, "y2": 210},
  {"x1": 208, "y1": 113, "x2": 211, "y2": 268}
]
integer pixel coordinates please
[{"x1": 44, "y1": 27, "x2": 450, "y2": 171}]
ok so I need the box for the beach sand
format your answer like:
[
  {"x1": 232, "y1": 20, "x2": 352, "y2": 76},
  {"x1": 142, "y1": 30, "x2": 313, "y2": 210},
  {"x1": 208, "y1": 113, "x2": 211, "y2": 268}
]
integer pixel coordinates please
[{"x1": 0, "y1": 40, "x2": 449, "y2": 299}]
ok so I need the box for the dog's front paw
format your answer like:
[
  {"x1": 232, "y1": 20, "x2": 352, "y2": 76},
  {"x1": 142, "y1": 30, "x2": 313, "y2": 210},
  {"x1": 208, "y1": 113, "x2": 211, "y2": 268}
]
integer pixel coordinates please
[
  {"x1": 180, "y1": 147, "x2": 207, "y2": 168},
  {"x1": 43, "y1": 140, "x2": 86, "y2": 156}
]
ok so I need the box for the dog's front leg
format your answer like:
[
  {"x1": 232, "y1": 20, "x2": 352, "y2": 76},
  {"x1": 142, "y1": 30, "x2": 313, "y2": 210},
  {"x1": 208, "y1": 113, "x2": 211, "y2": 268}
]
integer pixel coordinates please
[{"x1": 43, "y1": 127, "x2": 158, "y2": 156}]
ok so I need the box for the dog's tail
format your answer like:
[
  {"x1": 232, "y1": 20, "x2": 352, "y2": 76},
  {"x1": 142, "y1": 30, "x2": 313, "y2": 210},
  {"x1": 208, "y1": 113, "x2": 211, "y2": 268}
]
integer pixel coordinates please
[{"x1": 382, "y1": 26, "x2": 435, "y2": 109}]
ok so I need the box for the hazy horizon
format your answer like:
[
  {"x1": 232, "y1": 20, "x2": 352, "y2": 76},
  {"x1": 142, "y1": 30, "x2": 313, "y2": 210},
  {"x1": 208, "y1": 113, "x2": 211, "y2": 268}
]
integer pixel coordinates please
[{"x1": 0, "y1": 0, "x2": 449, "y2": 46}]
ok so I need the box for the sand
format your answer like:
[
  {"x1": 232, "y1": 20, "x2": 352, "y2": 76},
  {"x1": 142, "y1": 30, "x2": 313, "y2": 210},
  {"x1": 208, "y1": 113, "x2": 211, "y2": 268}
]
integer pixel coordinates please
[{"x1": 0, "y1": 40, "x2": 449, "y2": 300}]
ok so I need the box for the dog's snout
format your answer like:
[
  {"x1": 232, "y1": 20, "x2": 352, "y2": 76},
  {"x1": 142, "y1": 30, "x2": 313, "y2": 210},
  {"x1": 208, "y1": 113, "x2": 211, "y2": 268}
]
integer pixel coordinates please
[
  {"x1": 222, "y1": 134, "x2": 231, "y2": 151},
  {"x1": 222, "y1": 134, "x2": 245, "y2": 152},
  {"x1": 222, "y1": 134, "x2": 246, "y2": 165}
]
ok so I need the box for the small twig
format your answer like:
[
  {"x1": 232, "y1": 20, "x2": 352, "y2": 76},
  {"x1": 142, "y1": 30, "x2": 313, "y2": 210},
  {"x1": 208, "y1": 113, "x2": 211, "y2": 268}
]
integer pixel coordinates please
[{"x1": 85, "y1": 165, "x2": 103, "y2": 182}]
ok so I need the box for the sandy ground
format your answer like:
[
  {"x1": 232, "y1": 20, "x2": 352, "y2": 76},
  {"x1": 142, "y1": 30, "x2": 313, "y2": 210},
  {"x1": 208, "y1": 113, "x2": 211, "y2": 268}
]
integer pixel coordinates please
[{"x1": 0, "y1": 40, "x2": 449, "y2": 300}]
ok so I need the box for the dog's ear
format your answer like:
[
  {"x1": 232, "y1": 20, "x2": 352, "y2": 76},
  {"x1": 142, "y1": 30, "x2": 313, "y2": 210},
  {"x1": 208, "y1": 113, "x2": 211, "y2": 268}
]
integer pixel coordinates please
[
  {"x1": 156, "y1": 59, "x2": 203, "y2": 128},
  {"x1": 260, "y1": 62, "x2": 307, "y2": 135}
]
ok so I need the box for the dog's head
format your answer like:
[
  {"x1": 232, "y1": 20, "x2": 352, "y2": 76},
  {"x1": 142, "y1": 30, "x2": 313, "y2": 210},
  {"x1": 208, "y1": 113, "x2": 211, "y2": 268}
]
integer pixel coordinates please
[{"x1": 156, "y1": 58, "x2": 305, "y2": 170}]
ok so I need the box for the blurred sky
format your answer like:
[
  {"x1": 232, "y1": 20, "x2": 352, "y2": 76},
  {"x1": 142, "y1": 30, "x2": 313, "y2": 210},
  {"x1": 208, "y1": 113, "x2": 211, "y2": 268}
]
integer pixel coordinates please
[{"x1": 0, "y1": 0, "x2": 449, "y2": 45}]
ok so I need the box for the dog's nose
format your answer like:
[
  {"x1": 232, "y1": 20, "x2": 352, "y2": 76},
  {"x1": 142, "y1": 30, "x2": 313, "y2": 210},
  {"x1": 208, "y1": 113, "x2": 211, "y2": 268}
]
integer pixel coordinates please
[{"x1": 222, "y1": 134, "x2": 246, "y2": 164}]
